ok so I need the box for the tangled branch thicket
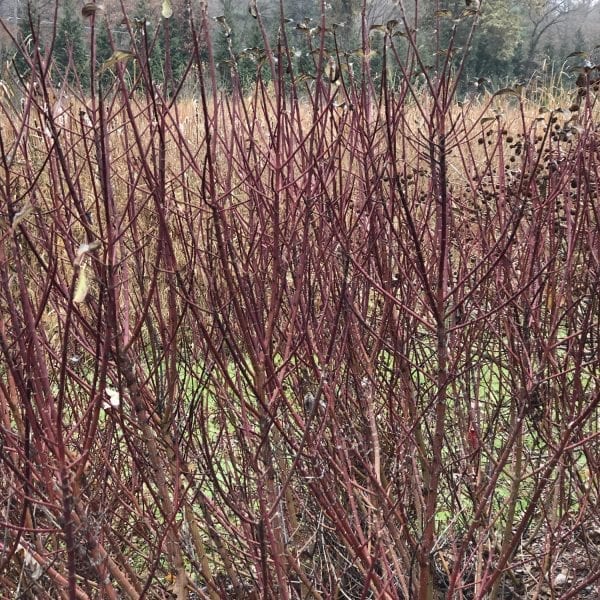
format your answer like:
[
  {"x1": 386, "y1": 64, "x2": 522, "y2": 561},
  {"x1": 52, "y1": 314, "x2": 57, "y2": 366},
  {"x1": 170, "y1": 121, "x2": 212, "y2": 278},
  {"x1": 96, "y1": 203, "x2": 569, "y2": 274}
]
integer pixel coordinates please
[{"x1": 0, "y1": 2, "x2": 599, "y2": 599}]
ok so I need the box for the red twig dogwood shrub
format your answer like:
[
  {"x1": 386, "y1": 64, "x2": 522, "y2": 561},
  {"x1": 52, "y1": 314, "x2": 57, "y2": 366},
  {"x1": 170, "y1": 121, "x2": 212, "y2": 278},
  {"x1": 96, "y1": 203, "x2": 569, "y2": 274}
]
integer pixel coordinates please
[{"x1": 0, "y1": 1, "x2": 598, "y2": 599}]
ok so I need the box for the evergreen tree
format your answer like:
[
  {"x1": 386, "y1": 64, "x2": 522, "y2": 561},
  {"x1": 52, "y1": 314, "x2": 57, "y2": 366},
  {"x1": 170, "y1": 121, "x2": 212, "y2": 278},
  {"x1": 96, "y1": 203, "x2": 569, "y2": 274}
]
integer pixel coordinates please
[
  {"x1": 463, "y1": 0, "x2": 525, "y2": 83},
  {"x1": 95, "y1": 17, "x2": 113, "y2": 66},
  {"x1": 132, "y1": 0, "x2": 164, "y2": 86},
  {"x1": 160, "y1": 0, "x2": 194, "y2": 94},
  {"x1": 309, "y1": 0, "x2": 360, "y2": 55},
  {"x1": 95, "y1": 16, "x2": 115, "y2": 90},
  {"x1": 54, "y1": 0, "x2": 90, "y2": 88},
  {"x1": 14, "y1": 1, "x2": 44, "y2": 78}
]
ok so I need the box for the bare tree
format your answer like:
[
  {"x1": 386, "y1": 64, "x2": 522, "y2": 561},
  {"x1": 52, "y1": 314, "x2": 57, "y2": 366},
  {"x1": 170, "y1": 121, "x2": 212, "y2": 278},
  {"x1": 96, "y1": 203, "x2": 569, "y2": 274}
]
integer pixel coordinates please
[{"x1": 524, "y1": 0, "x2": 593, "y2": 64}]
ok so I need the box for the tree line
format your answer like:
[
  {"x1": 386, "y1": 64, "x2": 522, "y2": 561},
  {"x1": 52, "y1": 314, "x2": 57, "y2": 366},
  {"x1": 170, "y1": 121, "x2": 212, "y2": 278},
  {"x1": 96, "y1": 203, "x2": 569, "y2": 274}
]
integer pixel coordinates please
[{"x1": 5, "y1": 0, "x2": 600, "y2": 95}]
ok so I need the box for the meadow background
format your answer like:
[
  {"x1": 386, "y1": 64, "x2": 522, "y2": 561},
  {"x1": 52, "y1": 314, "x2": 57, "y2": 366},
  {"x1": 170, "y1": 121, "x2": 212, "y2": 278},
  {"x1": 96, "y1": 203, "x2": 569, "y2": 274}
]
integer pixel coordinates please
[{"x1": 0, "y1": 1, "x2": 599, "y2": 599}]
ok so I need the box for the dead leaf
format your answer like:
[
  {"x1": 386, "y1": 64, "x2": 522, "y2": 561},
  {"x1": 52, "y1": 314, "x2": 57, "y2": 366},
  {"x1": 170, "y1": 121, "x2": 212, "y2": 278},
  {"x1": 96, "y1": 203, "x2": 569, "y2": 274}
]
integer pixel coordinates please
[
  {"x1": 162, "y1": 0, "x2": 173, "y2": 19},
  {"x1": 98, "y1": 50, "x2": 135, "y2": 75},
  {"x1": 369, "y1": 24, "x2": 387, "y2": 34},
  {"x1": 492, "y1": 87, "x2": 521, "y2": 98},
  {"x1": 81, "y1": 2, "x2": 104, "y2": 18},
  {"x1": 73, "y1": 265, "x2": 90, "y2": 303},
  {"x1": 74, "y1": 240, "x2": 102, "y2": 266},
  {"x1": 11, "y1": 203, "x2": 34, "y2": 232}
]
